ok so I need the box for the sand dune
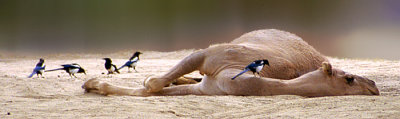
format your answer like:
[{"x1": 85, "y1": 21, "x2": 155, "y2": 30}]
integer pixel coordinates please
[{"x1": 1, "y1": 50, "x2": 399, "y2": 118}]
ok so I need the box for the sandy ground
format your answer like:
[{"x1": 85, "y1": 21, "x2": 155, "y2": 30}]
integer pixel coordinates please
[{"x1": 1, "y1": 50, "x2": 400, "y2": 118}]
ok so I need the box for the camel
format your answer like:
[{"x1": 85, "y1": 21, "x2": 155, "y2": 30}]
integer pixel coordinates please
[{"x1": 82, "y1": 29, "x2": 379, "y2": 97}]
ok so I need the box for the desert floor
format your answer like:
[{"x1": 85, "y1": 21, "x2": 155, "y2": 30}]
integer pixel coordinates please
[{"x1": 1, "y1": 50, "x2": 400, "y2": 118}]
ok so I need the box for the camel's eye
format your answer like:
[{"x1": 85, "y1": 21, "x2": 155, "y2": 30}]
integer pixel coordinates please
[{"x1": 345, "y1": 77, "x2": 354, "y2": 84}]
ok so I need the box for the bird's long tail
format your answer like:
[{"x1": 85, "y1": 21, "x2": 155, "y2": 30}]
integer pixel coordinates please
[
  {"x1": 115, "y1": 68, "x2": 120, "y2": 73},
  {"x1": 45, "y1": 68, "x2": 64, "y2": 72},
  {"x1": 231, "y1": 69, "x2": 250, "y2": 80},
  {"x1": 28, "y1": 72, "x2": 36, "y2": 78},
  {"x1": 118, "y1": 65, "x2": 126, "y2": 70},
  {"x1": 113, "y1": 65, "x2": 120, "y2": 73}
]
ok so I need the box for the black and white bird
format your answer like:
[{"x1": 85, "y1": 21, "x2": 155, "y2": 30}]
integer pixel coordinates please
[
  {"x1": 231, "y1": 59, "x2": 269, "y2": 80},
  {"x1": 103, "y1": 58, "x2": 120, "y2": 75},
  {"x1": 46, "y1": 63, "x2": 86, "y2": 78},
  {"x1": 118, "y1": 51, "x2": 142, "y2": 72},
  {"x1": 28, "y1": 58, "x2": 46, "y2": 78}
]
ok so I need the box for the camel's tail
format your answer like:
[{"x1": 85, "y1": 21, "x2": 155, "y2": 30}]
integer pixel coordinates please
[{"x1": 231, "y1": 69, "x2": 250, "y2": 80}]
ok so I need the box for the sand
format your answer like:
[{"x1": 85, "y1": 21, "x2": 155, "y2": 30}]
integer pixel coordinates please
[{"x1": 1, "y1": 50, "x2": 400, "y2": 118}]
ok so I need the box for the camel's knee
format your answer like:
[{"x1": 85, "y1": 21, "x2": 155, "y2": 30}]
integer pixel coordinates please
[
  {"x1": 144, "y1": 76, "x2": 170, "y2": 93},
  {"x1": 82, "y1": 78, "x2": 101, "y2": 91},
  {"x1": 82, "y1": 78, "x2": 111, "y2": 95}
]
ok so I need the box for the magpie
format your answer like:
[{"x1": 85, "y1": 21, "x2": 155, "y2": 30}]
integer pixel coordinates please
[
  {"x1": 231, "y1": 59, "x2": 269, "y2": 80},
  {"x1": 28, "y1": 58, "x2": 46, "y2": 78},
  {"x1": 118, "y1": 51, "x2": 142, "y2": 72},
  {"x1": 103, "y1": 58, "x2": 120, "y2": 75},
  {"x1": 46, "y1": 63, "x2": 86, "y2": 78}
]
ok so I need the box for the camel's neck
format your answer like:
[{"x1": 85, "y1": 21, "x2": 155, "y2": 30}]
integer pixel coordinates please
[{"x1": 274, "y1": 72, "x2": 334, "y2": 97}]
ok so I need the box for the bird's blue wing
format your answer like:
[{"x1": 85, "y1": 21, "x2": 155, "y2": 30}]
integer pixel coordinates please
[
  {"x1": 62, "y1": 64, "x2": 79, "y2": 69},
  {"x1": 126, "y1": 61, "x2": 134, "y2": 66},
  {"x1": 28, "y1": 66, "x2": 42, "y2": 78},
  {"x1": 246, "y1": 63, "x2": 262, "y2": 72},
  {"x1": 246, "y1": 63, "x2": 259, "y2": 69}
]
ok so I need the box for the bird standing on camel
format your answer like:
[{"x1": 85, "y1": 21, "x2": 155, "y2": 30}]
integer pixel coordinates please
[{"x1": 231, "y1": 59, "x2": 269, "y2": 80}]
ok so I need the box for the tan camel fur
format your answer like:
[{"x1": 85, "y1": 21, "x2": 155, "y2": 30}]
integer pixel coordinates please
[{"x1": 82, "y1": 29, "x2": 379, "y2": 97}]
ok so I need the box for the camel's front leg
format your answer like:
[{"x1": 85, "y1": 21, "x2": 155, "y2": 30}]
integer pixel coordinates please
[
  {"x1": 82, "y1": 78, "x2": 150, "y2": 96},
  {"x1": 82, "y1": 78, "x2": 205, "y2": 96},
  {"x1": 144, "y1": 51, "x2": 205, "y2": 92}
]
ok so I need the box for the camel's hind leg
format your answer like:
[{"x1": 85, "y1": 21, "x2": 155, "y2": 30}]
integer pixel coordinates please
[
  {"x1": 82, "y1": 78, "x2": 204, "y2": 96},
  {"x1": 144, "y1": 51, "x2": 205, "y2": 92}
]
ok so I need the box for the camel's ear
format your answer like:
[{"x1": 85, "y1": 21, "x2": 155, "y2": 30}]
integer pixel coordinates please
[{"x1": 322, "y1": 62, "x2": 333, "y2": 75}]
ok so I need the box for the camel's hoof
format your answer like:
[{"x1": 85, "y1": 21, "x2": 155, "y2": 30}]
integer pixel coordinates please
[{"x1": 143, "y1": 76, "x2": 165, "y2": 93}]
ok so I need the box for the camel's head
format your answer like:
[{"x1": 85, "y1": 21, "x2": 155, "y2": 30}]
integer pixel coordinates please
[{"x1": 304, "y1": 62, "x2": 379, "y2": 96}]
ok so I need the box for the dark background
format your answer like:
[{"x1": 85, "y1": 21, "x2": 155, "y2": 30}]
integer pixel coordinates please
[{"x1": 1, "y1": 0, "x2": 400, "y2": 59}]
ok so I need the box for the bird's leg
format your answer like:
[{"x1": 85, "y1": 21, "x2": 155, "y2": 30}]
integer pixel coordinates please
[
  {"x1": 128, "y1": 68, "x2": 131, "y2": 73},
  {"x1": 106, "y1": 72, "x2": 112, "y2": 78},
  {"x1": 73, "y1": 74, "x2": 77, "y2": 78},
  {"x1": 133, "y1": 67, "x2": 138, "y2": 72}
]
